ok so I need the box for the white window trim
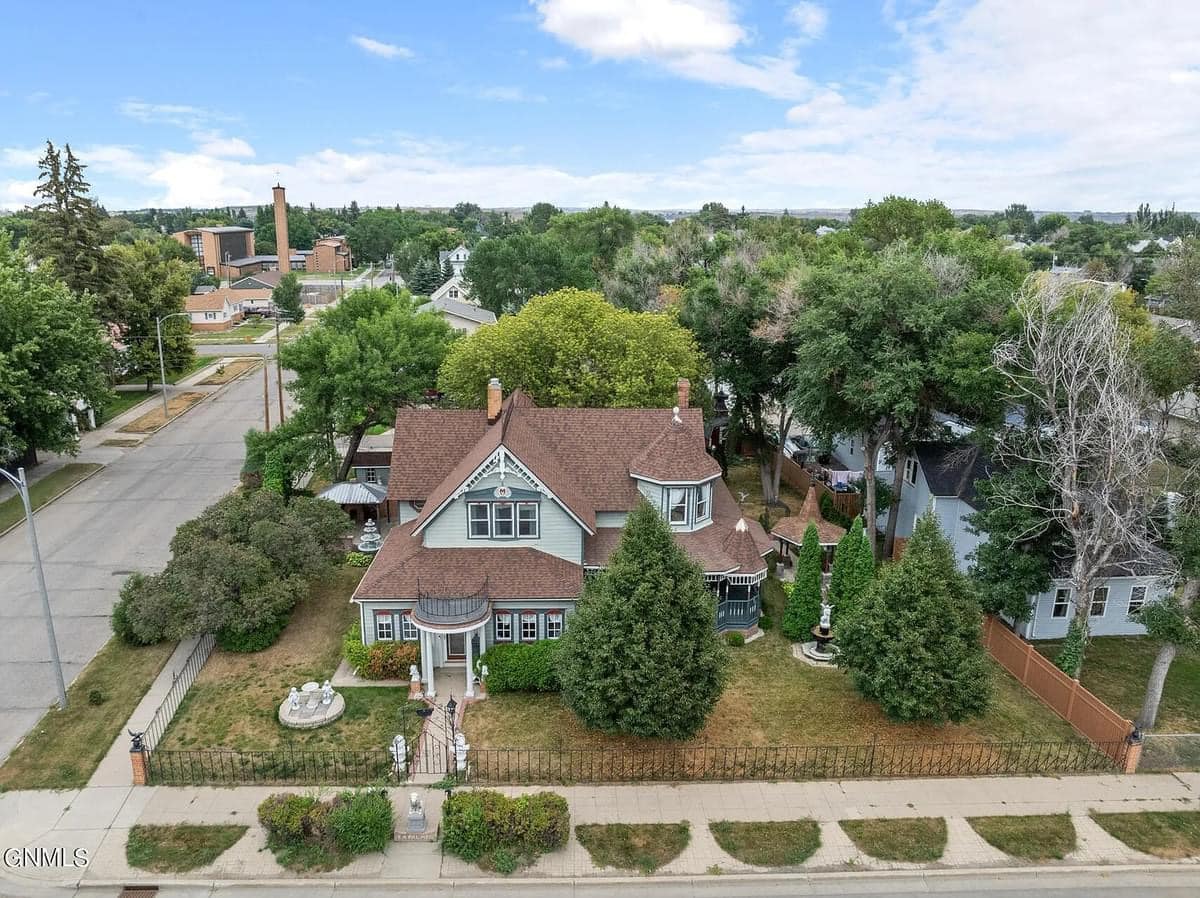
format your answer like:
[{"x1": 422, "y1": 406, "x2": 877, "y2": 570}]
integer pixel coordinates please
[
  {"x1": 517, "y1": 501, "x2": 539, "y2": 538},
  {"x1": 467, "y1": 501, "x2": 490, "y2": 538},
  {"x1": 363, "y1": 468, "x2": 378, "y2": 484},
  {"x1": 903, "y1": 457, "x2": 917, "y2": 486},
  {"x1": 668, "y1": 487, "x2": 689, "y2": 525},
  {"x1": 400, "y1": 614, "x2": 417, "y2": 641},
  {"x1": 375, "y1": 614, "x2": 394, "y2": 641},
  {"x1": 520, "y1": 612, "x2": 538, "y2": 642},
  {"x1": 1090, "y1": 586, "x2": 1109, "y2": 618},
  {"x1": 695, "y1": 482, "x2": 711, "y2": 522},
  {"x1": 494, "y1": 612, "x2": 513, "y2": 642},
  {"x1": 1128, "y1": 585, "x2": 1148, "y2": 615},
  {"x1": 492, "y1": 501, "x2": 515, "y2": 539},
  {"x1": 546, "y1": 611, "x2": 563, "y2": 639},
  {"x1": 1051, "y1": 587, "x2": 1071, "y2": 618}
]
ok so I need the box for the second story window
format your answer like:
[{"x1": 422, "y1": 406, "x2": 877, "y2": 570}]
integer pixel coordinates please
[
  {"x1": 468, "y1": 502, "x2": 490, "y2": 537},
  {"x1": 1128, "y1": 585, "x2": 1147, "y2": 614},
  {"x1": 903, "y1": 457, "x2": 917, "y2": 485},
  {"x1": 363, "y1": 468, "x2": 378, "y2": 484},
  {"x1": 493, "y1": 502, "x2": 514, "y2": 538},
  {"x1": 695, "y1": 483, "x2": 711, "y2": 522},
  {"x1": 668, "y1": 488, "x2": 688, "y2": 524},
  {"x1": 518, "y1": 502, "x2": 539, "y2": 537}
]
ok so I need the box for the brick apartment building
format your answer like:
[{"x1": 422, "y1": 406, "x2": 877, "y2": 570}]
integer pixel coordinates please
[{"x1": 171, "y1": 226, "x2": 255, "y2": 279}]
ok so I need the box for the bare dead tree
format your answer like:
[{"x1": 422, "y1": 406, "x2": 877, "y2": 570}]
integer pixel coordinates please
[{"x1": 991, "y1": 273, "x2": 1168, "y2": 678}]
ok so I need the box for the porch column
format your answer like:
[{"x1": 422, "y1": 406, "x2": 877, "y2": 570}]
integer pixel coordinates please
[
  {"x1": 464, "y1": 625, "x2": 476, "y2": 698},
  {"x1": 421, "y1": 630, "x2": 435, "y2": 698}
]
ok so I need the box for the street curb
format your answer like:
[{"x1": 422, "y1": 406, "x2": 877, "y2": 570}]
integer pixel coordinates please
[
  {"x1": 121, "y1": 357, "x2": 264, "y2": 437},
  {"x1": 70, "y1": 862, "x2": 1200, "y2": 892},
  {"x1": 0, "y1": 463, "x2": 106, "y2": 540}
]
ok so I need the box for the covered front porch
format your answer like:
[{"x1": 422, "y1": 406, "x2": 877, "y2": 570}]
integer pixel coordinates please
[{"x1": 411, "y1": 589, "x2": 489, "y2": 700}]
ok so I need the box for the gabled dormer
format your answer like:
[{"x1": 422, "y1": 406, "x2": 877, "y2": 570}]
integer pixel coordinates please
[{"x1": 628, "y1": 405, "x2": 723, "y2": 532}]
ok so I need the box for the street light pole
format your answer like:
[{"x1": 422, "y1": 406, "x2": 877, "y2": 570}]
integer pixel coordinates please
[
  {"x1": 155, "y1": 311, "x2": 191, "y2": 419},
  {"x1": 273, "y1": 312, "x2": 300, "y2": 425},
  {"x1": 0, "y1": 467, "x2": 67, "y2": 709}
]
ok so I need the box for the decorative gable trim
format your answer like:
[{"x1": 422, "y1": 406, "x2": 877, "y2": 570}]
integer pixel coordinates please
[{"x1": 412, "y1": 446, "x2": 596, "y2": 537}]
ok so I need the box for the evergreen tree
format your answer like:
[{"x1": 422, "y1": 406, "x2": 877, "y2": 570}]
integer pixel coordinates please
[
  {"x1": 558, "y1": 500, "x2": 727, "y2": 738},
  {"x1": 837, "y1": 512, "x2": 991, "y2": 723},
  {"x1": 441, "y1": 257, "x2": 455, "y2": 284},
  {"x1": 30, "y1": 141, "x2": 113, "y2": 306},
  {"x1": 407, "y1": 258, "x2": 440, "y2": 295},
  {"x1": 849, "y1": 525, "x2": 876, "y2": 614},
  {"x1": 782, "y1": 524, "x2": 823, "y2": 640},
  {"x1": 272, "y1": 272, "x2": 304, "y2": 322},
  {"x1": 826, "y1": 518, "x2": 861, "y2": 611}
]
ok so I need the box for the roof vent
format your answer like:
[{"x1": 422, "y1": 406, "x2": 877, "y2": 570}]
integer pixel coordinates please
[
  {"x1": 672, "y1": 405, "x2": 682, "y2": 424},
  {"x1": 735, "y1": 517, "x2": 747, "y2": 532}
]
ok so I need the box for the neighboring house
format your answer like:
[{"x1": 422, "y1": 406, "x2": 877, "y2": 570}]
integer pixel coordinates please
[
  {"x1": 1128, "y1": 237, "x2": 1181, "y2": 253},
  {"x1": 418, "y1": 279, "x2": 496, "y2": 333},
  {"x1": 225, "y1": 287, "x2": 273, "y2": 315},
  {"x1": 352, "y1": 378, "x2": 772, "y2": 697},
  {"x1": 185, "y1": 289, "x2": 244, "y2": 331},
  {"x1": 231, "y1": 270, "x2": 283, "y2": 291},
  {"x1": 830, "y1": 435, "x2": 1169, "y2": 639},
  {"x1": 438, "y1": 243, "x2": 471, "y2": 276},
  {"x1": 351, "y1": 449, "x2": 392, "y2": 488},
  {"x1": 814, "y1": 225, "x2": 836, "y2": 236},
  {"x1": 171, "y1": 226, "x2": 254, "y2": 279},
  {"x1": 223, "y1": 253, "x2": 308, "y2": 279},
  {"x1": 310, "y1": 236, "x2": 352, "y2": 273},
  {"x1": 770, "y1": 486, "x2": 845, "y2": 573}
]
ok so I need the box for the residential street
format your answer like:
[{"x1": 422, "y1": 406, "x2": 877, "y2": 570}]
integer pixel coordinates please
[{"x1": 0, "y1": 362, "x2": 293, "y2": 761}]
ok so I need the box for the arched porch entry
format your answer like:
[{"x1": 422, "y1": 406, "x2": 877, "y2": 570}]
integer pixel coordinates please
[{"x1": 410, "y1": 583, "x2": 489, "y2": 699}]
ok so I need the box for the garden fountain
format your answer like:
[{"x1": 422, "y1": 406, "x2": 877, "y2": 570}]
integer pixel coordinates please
[
  {"x1": 798, "y1": 599, "x2": 840, "y2": 667},
  {"x1": 357, "y1": 518, "x2": 382, "y2": 554}
]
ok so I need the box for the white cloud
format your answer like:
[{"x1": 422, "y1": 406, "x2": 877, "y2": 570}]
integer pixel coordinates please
[
  {"x1": 350, "y1": 35, "x2": 413, "y2": 59},
  {"x1": 191, "y1": 131, "x2": 256, "y2": 158},
  {"x1": 787, "y1": 2, "x2": 828, "y2": 40},
  {"x1": 450, "y1": 85, "x2": 547, "y2": 103},
  {"x1": 119, "y1": 100, "x2": 232, "y2": 127},
  {"x1": 539, "y1": 56, "x2": 570, "y2": 70},
  {"x1": 532, "y1": 0, "x2": 813, "y2": 100}
]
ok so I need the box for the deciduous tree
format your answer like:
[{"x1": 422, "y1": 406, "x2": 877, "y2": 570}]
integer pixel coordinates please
[{"x1": 272, "y1": 272, "x2": 304, "y2": 322}]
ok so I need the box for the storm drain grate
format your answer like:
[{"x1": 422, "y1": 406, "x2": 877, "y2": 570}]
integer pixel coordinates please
[{"x1": 118, "y1": 887, "x2": 158, "y2": 898}]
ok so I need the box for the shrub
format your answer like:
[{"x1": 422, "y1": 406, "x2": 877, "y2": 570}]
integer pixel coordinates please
[
  {"x1": 113, "y1": 572, "x2": 170, "y2": 646},
  {"x1": 87, "y1": 689, "x2": 106, "y2": 706},
  {"x1": 217, "y1": 611, "x2": 290, "y2": 652},
  {"x1": 343, "y1": 624, "x2": 370, "y2": 672},
  {"x1": 344, "y1": 551, "x2": 373, "y2": 567},
  {"x1": 725, "y1": 632, "x2": 744, "y2": 647},
  {"x1": 479, "y1": 642, "x2": 560, "y2": 693},
  {"x1": 490, "y1": 847, "x2": 518, "y2": 874},
  {"x1": 442, "y1": 790, "x2": 569, "y2": 867},
  {"x1": 327, "y1": 790, "x2": 394, "y2": 854},
  {"x1": 258, "y1": 794, "x2": 324, "y2": 844},
  {"x1": 758, "y1": 613, "x2": 774, "y2": 631},
  {"x1": 819, "y1": 492, "x2": 853, "y2": 530},
  {"x1": 363, "y1": 640, "x2": 420, "y2": 680}
]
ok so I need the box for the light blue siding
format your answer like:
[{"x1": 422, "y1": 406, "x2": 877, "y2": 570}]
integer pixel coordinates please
[
  {"x1": 1016, "y1": 577, "x2": 1167, "y2": 639},
  {"x1": 636, "y1": 479, "x2": 662, "y2": 509},
  {"x1": 396, "y1": 501, "x2": 420, "y2": 524},
  {"x1": 352, "y1": 465, "x2": 390, "y2": 486},
  {"x1": 421, "y1": 471, "x2": 584, "y2": 563},
  {"x1": 930, "y1": 496, "x2": 983, "y2": 571}
]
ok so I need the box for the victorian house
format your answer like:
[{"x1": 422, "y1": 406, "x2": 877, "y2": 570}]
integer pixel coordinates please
[{"x1": 352, "y1": 378, "x2": 772, "y2": 698}]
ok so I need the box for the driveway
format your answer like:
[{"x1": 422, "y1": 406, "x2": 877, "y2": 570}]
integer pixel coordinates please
[{"x1": 0, "y1": 364, "x2": 295, "y2": 761}]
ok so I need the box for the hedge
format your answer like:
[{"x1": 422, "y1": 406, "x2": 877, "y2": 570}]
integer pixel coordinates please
[
  {"x1": 258, "y1": 790, "x2": 393, "y2": 859},
  {"x1": 479, "y1": 642, "x2": 560, "y2": 692},
  {"x1": 442, "y1": 790, "x2": 569, "y2": 868},
  {"x1": 343, "y1": 626, "x2": 420, "y2": 679}
]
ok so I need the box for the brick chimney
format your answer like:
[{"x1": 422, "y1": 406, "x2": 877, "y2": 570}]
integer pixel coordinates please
[
  {"x1": 272, "y1": 184, "x2": 290, "y2": 274},
  {"x1": 487, "y1": 377, "x2": 503, "y2": 423},
  {"x1": 677, "y1": 378, "x2": 690, "y2": 409}
]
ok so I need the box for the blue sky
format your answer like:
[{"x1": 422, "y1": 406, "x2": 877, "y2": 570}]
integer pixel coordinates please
[{"x1": 2, "y1": 1, "x2": 1198, "y2": 212}]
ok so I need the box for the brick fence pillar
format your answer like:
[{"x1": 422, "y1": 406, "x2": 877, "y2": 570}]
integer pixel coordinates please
[
  {"x1": 129, "y1": 732, "x2": 148, "y2": 785},
  {"x1": 1123, "y1": 731, "x2": 1144, "y2": 774}
]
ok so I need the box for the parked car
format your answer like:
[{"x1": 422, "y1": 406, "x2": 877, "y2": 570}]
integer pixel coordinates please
[{"x1": 783, "y1": 435, "x2": 811, "y2": 462}]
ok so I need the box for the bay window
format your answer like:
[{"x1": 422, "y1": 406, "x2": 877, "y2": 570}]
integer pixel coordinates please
[
  {"x1": 695, "y1": 483, "x2": 711, "y2": 522},
  {"x1": 668, "y1": 488, "x2": 688, "y2": 524}
]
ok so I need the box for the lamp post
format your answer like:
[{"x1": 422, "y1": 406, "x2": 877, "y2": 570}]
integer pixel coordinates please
[
  {"x1": 155, "y1": 311, "x2": 192, "y2": 419},
  {"x1": 0, "y1": 467, "x2": 67, "y2": 709},
  {"x1": 445, "y1": 695, "x2": 457, "y2": 742}
]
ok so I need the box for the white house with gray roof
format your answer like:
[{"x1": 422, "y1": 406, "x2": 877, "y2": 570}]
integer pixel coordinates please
[{"x1": 419, "y1": 276, "x2": 496, "y2": 332}]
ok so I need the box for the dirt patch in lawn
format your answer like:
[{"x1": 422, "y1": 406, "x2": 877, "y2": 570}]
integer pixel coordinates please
[
  {"x1": 118, "y1": 391, "x2": 207, "y2": 433},
  {"x1": 156, "y1": 568, "x2": 423, "y2": 751},
  {"x1": 465, "y1": 579, "x2": 1077, "y2": 756},
  {"x1": 198, "y1": 358, "x2": 260, "y2": 385}
]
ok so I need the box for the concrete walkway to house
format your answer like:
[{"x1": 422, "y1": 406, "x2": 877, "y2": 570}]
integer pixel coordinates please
[{"x1": 2, "y1": 771, "x2": 1197, "y2": 895}]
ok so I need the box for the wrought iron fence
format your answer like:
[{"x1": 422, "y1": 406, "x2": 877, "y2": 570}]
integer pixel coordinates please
[
  {"x1": 142, "y1": 736, "x2": 1126, "y2": 786},
  {"x1": 146, "y1": 748, "x2": 396, "y2": 786},
  {"x1": 143, "y1": 633, "x2": 216, "y2": 751},
  {"x1": 465, "y1": 737, "x2": 1128, "y2": 784}
]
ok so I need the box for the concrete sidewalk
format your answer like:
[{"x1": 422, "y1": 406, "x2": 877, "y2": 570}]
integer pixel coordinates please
[{"x1": 1, "y1": 772, "x2": 1197, "y2": 895}]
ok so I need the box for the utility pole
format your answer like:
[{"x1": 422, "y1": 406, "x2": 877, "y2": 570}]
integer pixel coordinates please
[
  {"x1": 155, "y1": 312, "x2": 191, "y2": 419},
  {"x1": 262, "y1": 359, "x2": 271, "y2": 432},
  {"x1": 0, "y1": 468, "x2": 67, "y2": 709}
]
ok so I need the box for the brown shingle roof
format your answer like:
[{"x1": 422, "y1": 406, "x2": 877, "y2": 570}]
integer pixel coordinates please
[
  {"x1": 185, "y1": 292, "x2": 232, "y2": 312},
  {"x1": 771, "y1": 486, "x2": 846, "y2": 546},
  {"x1": 629, "y1": 414, "x2": 722, "y2": 482},
  {"x1": 387, "y1": 409, "x2": 488, "y2": 500},
  {"x1": 351, "y1": 450, "x2": 392, "y2": 468},
  {"x1": 354, "y1": 522, "x2": 583, "y2": 600}
]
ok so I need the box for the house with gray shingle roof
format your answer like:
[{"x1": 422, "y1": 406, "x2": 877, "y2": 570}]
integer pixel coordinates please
[
  {"x1": 418, "y1": 276, "x2": 496, "y2": 332},
  {"x1": 352, "y1": 377, "x2": 771, "y2": 697}
]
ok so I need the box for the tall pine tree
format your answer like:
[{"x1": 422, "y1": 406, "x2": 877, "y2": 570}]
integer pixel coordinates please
[
  {"x1": 827, "y1": 517, "x2": 875, "y2": 621},
  {"x1": 558, "y1": 500, "x2": 727, "y2": 738},
  {"x1": 837, "y1": 512, "x2": 991, "y2": 723},
  {"x1": 783, "y1": 523, "x2": 823, "y2": 640}
]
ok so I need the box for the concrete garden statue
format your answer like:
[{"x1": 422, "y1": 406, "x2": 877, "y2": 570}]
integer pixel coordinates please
[{"x1": 288, "y1": 687, "x2": 299, "y2": 710}]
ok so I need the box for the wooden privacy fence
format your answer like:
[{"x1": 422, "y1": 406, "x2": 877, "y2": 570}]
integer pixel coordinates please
[
  {"x1": 982, "y1": 616, "x2": 1138, "y2": 769},
  {"x1": 779, "y1": 456, "x2": 862, "y2": 519}
]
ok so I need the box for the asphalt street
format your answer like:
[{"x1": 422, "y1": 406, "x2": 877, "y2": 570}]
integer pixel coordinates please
[{"x1": 0, "y1": 362, "x2": 294, "y2": 760}]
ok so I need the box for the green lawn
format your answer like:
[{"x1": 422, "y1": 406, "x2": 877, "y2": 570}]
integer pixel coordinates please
[
  {"x1": 155, "y1": 568, "x2": 427, "y2": 752},
  {"x1": 117, "y1": 355, "x2": 209, "y2": 386},
  {"x1": 1036, "y1": 637, "x2": 1200, "y2": 733},
  {"x1": 98, "y1": 389, "x2": 160, "y2": 424},
  {"x1": 466, "y1": 577, "x2": 1077, "y2": 756},
  {"x1": 0, "y1": 636, "x2": 174, "y2": 790},
  {"x1": 190, "y1": 320, "x2": 278, "y2": 344},
  {"x1": 0, "y1": 463, "x2": 102, "y2": 533},
  {"x1": 710, "y1": 820, "x2": 821, "y2": 866},
  {"x1": 1090, "y1": 811, "x2": 1200, "y2": 859},
  {"x1": 575, "y1": 823, "x2": 690, "y2": 874},
  {"x1": 967, "y1": 814, "x2": 1077, "y2": 860},
  {"x1": 126, "y1": 824, "x2": 247, "y2": 872},
  {"x1": 840, "y1": 817, "x2": 947, "y2": 862}
]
